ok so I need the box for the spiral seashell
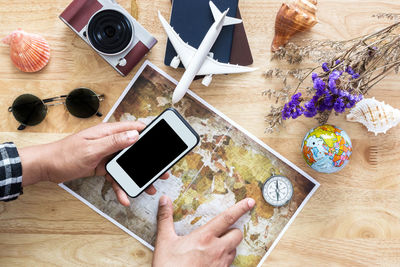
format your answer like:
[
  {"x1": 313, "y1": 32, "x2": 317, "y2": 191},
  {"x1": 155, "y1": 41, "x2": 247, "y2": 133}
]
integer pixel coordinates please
[
  {"x1": 2, "y1": 29, "x2": 50, "y2": 72},
  {"x1": 271, "y1": 0, "x2": 318, "y2": 52},
  {"x1": 346, "y1": 97, "x2": 400, "y2": 135}
]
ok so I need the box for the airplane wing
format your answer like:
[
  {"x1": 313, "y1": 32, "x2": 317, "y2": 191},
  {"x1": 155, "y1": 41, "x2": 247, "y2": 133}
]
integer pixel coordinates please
[
  {"x1": 158, "y1": 11, "x2": 196, "y2": 69},
  {"x1": 197, "y1": 57, "x2": 257, "y2": 75}
]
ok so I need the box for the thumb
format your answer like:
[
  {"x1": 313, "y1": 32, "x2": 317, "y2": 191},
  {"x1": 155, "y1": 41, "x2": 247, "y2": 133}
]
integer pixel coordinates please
[
  {"x1": 157, "y1": 195, "x2": 176, "y2": 240},
  {"x1": 94, "y1": 130, "x2": 139, "y2": 158}
]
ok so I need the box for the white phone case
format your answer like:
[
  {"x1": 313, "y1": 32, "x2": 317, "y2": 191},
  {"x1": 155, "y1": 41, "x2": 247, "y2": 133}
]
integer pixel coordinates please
[{"x1": 106, "y1": 108, "x2": 199, "y2": 197}]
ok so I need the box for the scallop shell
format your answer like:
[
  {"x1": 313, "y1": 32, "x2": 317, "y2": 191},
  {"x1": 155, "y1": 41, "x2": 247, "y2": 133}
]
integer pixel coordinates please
[
  {"x1": 346, "y1": 97, "x2": 400, "y2": 135},
  {"x1": 271, "y1": 0, "x2": 318, "y2": 52},
  {"x1": 2, "y1": 29, "x2": 50, "y2": 72}
]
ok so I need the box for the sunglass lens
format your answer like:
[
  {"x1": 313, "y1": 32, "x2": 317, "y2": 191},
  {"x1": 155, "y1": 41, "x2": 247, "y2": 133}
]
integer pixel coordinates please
[
  {"x1": 66, "y1": 88, "x2": 100, "y2": 118},
  {"x1": 11, "y1": 94, "x2": 47, "y2": 126}
]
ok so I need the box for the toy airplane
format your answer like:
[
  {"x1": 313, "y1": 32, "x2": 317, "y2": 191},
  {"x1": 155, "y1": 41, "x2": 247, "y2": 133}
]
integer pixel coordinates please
[{"x1": 158, "y1": 1, "x2": 257, "y2": 103}]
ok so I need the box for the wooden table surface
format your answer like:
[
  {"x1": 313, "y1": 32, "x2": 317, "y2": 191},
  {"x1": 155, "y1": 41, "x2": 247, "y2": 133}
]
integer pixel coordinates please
[{"x1": 1, "y1": 0, "x2": 400, "y2": 266}]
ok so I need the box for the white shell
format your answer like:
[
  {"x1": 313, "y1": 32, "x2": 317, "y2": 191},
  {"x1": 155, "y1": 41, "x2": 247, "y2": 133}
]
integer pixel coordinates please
[{"x1": 346, "y1": 97, "x2": 400, "y2": 135}]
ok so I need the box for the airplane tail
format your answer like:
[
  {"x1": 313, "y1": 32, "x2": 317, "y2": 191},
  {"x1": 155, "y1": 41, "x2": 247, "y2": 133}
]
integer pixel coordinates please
[{"x1": 209, "y1": 1, "x2": 242, "y2": 26}]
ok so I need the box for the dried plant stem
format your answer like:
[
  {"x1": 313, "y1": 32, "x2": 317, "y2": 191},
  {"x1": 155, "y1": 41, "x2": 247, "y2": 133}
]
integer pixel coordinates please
[{"x1": 264, "y1": 19, "x2": 400, "y2": 132}]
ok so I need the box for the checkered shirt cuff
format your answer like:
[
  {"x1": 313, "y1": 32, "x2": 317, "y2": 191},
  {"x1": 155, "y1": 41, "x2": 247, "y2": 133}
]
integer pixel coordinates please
[{"x1": 0, "y1": 142, "x2": 23, "y2": 201}]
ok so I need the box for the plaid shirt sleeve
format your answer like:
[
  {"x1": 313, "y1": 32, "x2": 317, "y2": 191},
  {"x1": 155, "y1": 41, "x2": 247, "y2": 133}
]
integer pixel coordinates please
[{"x1": 0, "y1": 142, "x2": 23, "y2": 201}]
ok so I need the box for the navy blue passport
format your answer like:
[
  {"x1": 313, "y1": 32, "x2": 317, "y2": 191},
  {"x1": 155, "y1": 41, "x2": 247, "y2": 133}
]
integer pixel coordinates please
[{"x1": 164, "y1": 0, "x2": 239, "y2": 67}]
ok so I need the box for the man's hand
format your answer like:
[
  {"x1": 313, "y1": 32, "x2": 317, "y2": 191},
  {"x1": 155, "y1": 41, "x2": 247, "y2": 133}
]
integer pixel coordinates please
[
  {"x1": 153, "y1": 196, "x2": 255, "y2": 267},
  {"x1": 19, "y1": 122, "x2": 169, "y2": 206}
]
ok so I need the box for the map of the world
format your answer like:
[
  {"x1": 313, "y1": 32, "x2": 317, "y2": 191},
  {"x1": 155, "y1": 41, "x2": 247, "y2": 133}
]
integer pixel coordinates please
[{"x1": 63, "y1": 61, "x2": 319, "y2": 267}]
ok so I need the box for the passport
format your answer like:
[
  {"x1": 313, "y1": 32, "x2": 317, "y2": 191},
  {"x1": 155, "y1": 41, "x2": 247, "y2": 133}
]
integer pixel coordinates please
[
  {"x1": 230, "y1": 8, "x2": 253, "y2": 66},
  {"x1": 164, "y1": 0, "x2": 240, "y2": 67}
]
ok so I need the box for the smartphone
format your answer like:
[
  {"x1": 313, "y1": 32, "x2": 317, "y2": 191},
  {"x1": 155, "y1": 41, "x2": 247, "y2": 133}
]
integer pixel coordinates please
[{"x1": 106, "y1": 108, "x2": 200, "y2": 198}]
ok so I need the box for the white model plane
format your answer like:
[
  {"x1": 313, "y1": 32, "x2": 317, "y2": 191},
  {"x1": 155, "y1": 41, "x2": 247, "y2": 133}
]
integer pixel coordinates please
[{"x1": 158, "y1": 1, "x2": 256, "y2": 103}]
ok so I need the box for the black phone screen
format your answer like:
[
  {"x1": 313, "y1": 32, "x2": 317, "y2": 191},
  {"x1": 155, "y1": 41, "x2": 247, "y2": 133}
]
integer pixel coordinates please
[{"x1": 117, "y1": 119, "x2": 188, "y2": 187}]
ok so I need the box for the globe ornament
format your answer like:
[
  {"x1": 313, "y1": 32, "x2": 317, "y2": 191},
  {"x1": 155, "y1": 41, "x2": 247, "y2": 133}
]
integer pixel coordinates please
[{"x1": 301, "y1": 124, "x2": 352, "y2": 173}]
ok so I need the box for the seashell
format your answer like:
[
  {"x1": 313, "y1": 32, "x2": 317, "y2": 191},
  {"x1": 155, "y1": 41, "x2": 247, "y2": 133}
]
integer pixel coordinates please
[
  {"x1": 271, "y1": 0, "x2": 318, "y2": 52},
  {"x1": 346, "y1": 97, "x2": 400, "y2": 135},
  {"x1": 2, "y1": 29, "x2": 50, "y2": 72}
]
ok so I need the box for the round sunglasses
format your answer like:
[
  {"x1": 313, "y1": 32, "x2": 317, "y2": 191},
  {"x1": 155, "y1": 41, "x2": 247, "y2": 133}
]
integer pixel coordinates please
[{"x1": 8, "y1": 88, "x2": 105, "y2": 130}]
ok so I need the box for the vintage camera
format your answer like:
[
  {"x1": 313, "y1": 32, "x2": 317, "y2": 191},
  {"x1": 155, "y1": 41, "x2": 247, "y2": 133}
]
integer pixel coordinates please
[{"x1": 60, "y1": 0, "x2": 157, "y2": 76}]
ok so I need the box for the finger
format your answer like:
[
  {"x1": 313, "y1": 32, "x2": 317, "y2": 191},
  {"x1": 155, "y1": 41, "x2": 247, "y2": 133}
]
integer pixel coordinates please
[
  {"x1": 156, "y1": 195, "x2": 176, "y2": 240},
  {"x1": 93, "y1": 130, "x2": 139, "y2": 158},
  {"x1": 144, "y1": 173, "x2": 169, "y2": 194},
  {"x1": 111, "y1": 180, "x2": 130, "y2": 206},
  {"x1": 145, "y1": 185, "x2": 157, "y2": 195},
  {"x1": 160, "y1": 172, "x2": 170, "y2": 180},
  {"x1": 94, "y1": 156, "x2": 112, "y2": 176},
  {"x1": 220, "y1": 228, "x2": 243, "y2": 252},
  {"x1": 105, "y1": 173, "x2": 113, "y2": 183},
  {"x1": 80, "y1": 121, "x2": 146, "y2": 139},
  {"x1": 204, "y1": 198, "x2": 255, "y2": 237},
  {"x1": 226, "y1": 249, "x2": 237, "y2": 266}
]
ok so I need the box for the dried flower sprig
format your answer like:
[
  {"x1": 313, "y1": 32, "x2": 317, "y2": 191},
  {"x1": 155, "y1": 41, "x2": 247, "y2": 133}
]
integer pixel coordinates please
[
  {"x1": 281, "y1": 65, "x2": 363, "y2": 120},
  {"x1": 373, "y1": 13, "x2": 400, "y2": 20},
  {"x1": 264, "y1": 20, "x2": 400, "y2": 133}
]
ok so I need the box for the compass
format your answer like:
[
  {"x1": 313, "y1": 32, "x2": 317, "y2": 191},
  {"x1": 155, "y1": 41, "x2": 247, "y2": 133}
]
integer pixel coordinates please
[{"x1": 262, "y1": 175, "x2": 293, "y2": 207}]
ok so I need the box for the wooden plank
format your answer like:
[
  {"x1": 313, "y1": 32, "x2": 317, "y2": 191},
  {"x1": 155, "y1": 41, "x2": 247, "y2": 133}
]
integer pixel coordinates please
[{"x1": 0, "y1": 0, "x2": 400, "y2": 266}]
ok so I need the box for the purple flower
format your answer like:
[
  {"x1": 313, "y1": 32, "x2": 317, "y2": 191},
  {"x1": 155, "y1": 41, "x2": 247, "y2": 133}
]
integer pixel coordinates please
[
  {"x1": 342, "y1": 92, "x2": 363, "y2": 108},
  {"x1": 323, "y1": 92, "x2": 334, "y2": 107},
  {"x1": 322, "y1": 62, "x2": 330, "y2": 72},
  {"x1": 291, "y1": 92, "x2": 301, "y2": 102},
  {"x1": 317, "y1": 103, "x2": 327, "y2": 112},
  {"x1": 338, "y1": 90, "x2": 348, "y2": 98},
  {"x1": 303, "y1": 97, "x2": 318, "y2": 117},
  {"x1": 292, "y1": 106, "x2": 304, "y2": 119},
  {"x1": 282, "y1": 103, "x2": 291, "y2": 120},
  {"x1": 328, "y1": 70, "x2": 342, "y2": 94},
  {"x1": 333, "y1": 98, "x2": 345, "y2": 113},
  {"x1": 282, "y1": 63, "x2": 364, "y2": 121},
  {"x1": 346, "y1": 66, "x2": 360, "y2": 79},
  {"x1": 281, "y1": 93, "x2": 304, "y2": 120},
  {"x1": 328, "y1": 79, "x2": 338, "y2": 94},
  {"x1": 312, "y1": 73, "x2": 327, "y2": 97},
  {"x1": 313, "y1": 77, "x2": 326, "y2": 92},
  {"x1": 346, "y1": 66, "x2": 355, "y2": 75},
  {"x1": 304, "y1": 110, "x2": 317, "y2": 118},
  {"x1": 345, "y1": 101, "x2": 355, "y2": 108},
  {"x1": 329, "y1": 70, "x2": 342, "y2": 80},
  {"x1": 311, "y1": 72, "x2": 318, "y2": 81},
  {"x1": 315, "y1": 89, "x2": 325, "y2": 97}
]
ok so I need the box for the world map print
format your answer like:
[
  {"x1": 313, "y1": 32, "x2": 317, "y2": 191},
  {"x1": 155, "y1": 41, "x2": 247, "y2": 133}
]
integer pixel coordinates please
[{"x1": 63, "y1": 61, "x2": 319, "y2": 267}]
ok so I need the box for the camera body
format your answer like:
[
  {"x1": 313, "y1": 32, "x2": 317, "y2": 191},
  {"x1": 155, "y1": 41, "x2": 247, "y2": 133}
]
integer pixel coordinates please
[{"x1": 60, "y1": 0, "x2": 157, "y2": 76}]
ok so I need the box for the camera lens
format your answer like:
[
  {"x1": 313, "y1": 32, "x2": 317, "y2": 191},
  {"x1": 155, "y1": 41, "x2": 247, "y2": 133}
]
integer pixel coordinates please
[
  {"x1": 87, "y1": 9, "x2": 133, "y2": 54},
  {"x1": 104, "y1": 26, "x2": 116, "y2": 37}
]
